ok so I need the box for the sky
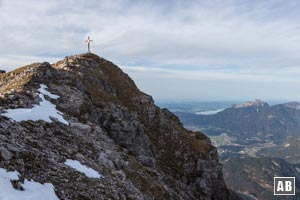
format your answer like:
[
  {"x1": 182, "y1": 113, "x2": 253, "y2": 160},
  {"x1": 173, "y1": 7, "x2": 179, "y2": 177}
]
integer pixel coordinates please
[{"x1": 2, "y1": 0, "x2": 300, "y2": 102}]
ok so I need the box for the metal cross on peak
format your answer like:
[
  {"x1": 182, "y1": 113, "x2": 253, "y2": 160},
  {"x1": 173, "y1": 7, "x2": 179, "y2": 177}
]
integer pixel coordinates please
[{"x1": 85, "y1": 36, "x2": 93, "y2": 53}]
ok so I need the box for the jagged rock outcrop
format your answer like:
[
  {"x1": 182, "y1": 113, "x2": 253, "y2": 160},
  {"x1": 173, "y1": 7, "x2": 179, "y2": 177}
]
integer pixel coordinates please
[{"x1": 0, "y1": 53, "x2": 240, "y2": 200}]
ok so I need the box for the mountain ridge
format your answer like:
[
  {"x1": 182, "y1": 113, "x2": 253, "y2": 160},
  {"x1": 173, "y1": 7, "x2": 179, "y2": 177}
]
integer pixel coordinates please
[
  {"x1": 175, "y1": 99, "x2": 300, "y2": 143},
  {"x1": 0, "y1": 53, "x2": 239, "y2": 200},
  {"x1": 173, "y1": 99, "x2": 300, "y2": 199}
]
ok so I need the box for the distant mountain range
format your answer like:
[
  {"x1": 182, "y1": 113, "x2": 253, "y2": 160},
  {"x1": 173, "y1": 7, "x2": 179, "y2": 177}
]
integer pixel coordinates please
[
  {"x1": 157, "y1": 100, "x2": 236, "y2": 114},
  {"x1": 176, "y1": 99, "x2": 300, "y2": 143},
  {"x1": 174, "y1": 99, "x2": 300, "y2": 199}
]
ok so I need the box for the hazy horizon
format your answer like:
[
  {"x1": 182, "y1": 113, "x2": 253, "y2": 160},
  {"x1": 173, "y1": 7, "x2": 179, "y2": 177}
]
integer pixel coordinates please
[{"x1": 154, "y1": 98, "x2": 293, "y2": 106}]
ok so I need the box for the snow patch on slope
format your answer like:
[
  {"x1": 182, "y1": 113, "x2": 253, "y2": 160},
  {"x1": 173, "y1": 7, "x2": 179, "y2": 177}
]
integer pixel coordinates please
[
  {"x1": 65, "y1": 159, "x2": 103, "y2": 179},
  {"x1": 39, "y1": 84, "x2": 60, "y2": 99},
  {"x1": 1, "y1": 84, "x2": 68, "y2": 125},
  {"x1": 0, "y1": 168, "x2": 59, "y2": 200}
]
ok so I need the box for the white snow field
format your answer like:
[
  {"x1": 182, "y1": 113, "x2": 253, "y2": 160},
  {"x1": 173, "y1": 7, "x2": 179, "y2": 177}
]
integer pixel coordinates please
[
  {"x1": 1, "y1": 84, "x2": 68, "y2": 125},
  {"x1": 0, "y1": 168, "x2": 59, "y2": 200},
  {"x1": 64, "y1": 159, "x2": 103, "y2": 178}
]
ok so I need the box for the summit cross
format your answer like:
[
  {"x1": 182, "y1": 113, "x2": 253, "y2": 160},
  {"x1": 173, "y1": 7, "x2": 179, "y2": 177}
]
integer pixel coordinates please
[{"x1": 85, "y1": 36, "x2": 93, "y2": 53}]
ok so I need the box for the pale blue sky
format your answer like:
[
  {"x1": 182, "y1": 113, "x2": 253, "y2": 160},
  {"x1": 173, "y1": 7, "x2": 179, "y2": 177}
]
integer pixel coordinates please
[{"x1": 2, "y1": 0, "x2": 300, "y2": 101}]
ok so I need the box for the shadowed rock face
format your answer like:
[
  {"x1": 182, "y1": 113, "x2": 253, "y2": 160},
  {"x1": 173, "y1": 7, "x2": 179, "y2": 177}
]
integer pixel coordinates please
[{"x1": 0, "y1": 53, "x2": 240, "y2": 200}]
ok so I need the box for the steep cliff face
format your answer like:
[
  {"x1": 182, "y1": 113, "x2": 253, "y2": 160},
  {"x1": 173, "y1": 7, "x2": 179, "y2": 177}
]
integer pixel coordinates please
[{"x1": 0, "y1": 53, "x2": 239, "y2": 200}]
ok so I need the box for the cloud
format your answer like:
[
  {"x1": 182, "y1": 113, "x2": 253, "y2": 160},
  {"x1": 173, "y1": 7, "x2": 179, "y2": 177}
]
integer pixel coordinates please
[
  {"x1": 2, "y1": 0, "x2": 300, "y2": 100},
  {"x1": 1, "y1": 0, "x2": 300, "y2": 68}
]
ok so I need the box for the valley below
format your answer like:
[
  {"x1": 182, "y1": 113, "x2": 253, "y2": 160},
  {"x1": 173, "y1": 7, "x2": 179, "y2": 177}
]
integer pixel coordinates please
[{"x1": 161, "y1": 100, "x2": 300, "y2": 199}]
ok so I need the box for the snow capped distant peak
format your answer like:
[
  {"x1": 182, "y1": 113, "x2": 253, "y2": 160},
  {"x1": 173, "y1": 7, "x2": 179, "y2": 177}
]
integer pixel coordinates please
[
  {"x1": 1, "y1": 84, "x2": 68, "y2": 125},
  {"x1": 233, "y1": 99, "x2": 268, "y2": 109}
]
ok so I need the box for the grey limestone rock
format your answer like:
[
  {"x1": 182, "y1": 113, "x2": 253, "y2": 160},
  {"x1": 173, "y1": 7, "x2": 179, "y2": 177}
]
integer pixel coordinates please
[{"x1": 0, "y1": 53, "x2": 241, "y2": 200}]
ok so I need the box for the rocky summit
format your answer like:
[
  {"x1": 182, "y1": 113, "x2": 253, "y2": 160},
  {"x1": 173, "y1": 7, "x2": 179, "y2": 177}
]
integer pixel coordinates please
[{"x1": 0, "y1": 53, "x2": 239, "y2": 200}]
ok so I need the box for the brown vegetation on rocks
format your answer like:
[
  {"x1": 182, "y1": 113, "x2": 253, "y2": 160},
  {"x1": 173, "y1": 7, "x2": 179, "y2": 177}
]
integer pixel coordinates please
[{"x1": 0, "y1": 53, "x2": 240, "y2": 200}]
